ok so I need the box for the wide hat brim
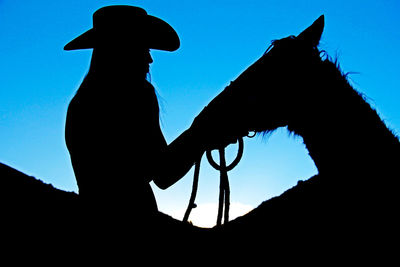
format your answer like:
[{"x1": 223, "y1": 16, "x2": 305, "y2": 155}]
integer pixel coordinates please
[{"x1": 64, "y1": 6, "x2": 180, "y2": 52}]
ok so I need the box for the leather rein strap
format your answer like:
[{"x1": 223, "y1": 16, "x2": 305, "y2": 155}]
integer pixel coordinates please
[{"x1": 183, "y1": 137, "x2": 244, "y2": 226}]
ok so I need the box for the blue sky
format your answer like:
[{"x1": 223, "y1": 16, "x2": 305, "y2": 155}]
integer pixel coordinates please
[{"x1": 1, "y1": 0, "x2": 399, "y2": 227}]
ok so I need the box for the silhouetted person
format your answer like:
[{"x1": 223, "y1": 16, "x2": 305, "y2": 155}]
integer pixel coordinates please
[{"x1": 64, "y1": 6, "x2": 236, "y2": 228}]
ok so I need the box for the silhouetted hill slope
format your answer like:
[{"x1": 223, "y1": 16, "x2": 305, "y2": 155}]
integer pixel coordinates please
[
  {"x1": 0, "y1": 163, "x2": 197, "y2": 230},
  {"x1": 0, "y1": 162, "x2": 396, "y2": 262},
  {"x1": 0, "y1": 162, "x2": 78, "y2": 202}
]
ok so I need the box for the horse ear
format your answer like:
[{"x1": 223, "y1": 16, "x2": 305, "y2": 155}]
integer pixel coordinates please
[{"x1": 297, "y1": 15, "x2": 324, "y2": 47}]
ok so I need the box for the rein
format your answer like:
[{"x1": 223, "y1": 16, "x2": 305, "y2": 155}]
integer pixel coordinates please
[{"x1": 183, "y1": 137, "x2": 244, "y2": 226}]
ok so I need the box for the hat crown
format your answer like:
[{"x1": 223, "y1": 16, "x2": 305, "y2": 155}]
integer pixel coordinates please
[{"x1": 93, "y1": 6, "x2": 147, "y2": 30}]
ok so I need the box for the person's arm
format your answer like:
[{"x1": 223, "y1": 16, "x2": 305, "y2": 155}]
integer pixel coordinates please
[
  {"x1": 151, "y1": 102, "x2": 246, "y2": 190},
  {"x1": 152, "y1": 127, "x2": 205, "y2": 190}
]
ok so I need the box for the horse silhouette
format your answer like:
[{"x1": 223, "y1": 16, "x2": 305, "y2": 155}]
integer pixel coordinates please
[
  {"x1": 195, "y1": 15, "x2": 399, "y2": 250},
  {"x1": 199, "y1": 15, "x2": 399, "y2": 194}
]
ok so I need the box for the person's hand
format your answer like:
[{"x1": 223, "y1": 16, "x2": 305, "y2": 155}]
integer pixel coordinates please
[{"x1": 190, "y1": 104, "x2": 247, "y2": 151}]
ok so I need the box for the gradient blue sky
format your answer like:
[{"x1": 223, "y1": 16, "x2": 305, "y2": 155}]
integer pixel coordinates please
[{"x1": 1, "y1": 0, "x2": 399, "y2": 226}]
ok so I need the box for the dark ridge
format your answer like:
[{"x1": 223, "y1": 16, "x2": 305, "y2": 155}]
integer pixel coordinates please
[
  {"x1": 1, "y1": 161, "x2": 396, "y2": 263},
  {"x1": 0, "y1": 162, "x2": 78, "y2": 202}
]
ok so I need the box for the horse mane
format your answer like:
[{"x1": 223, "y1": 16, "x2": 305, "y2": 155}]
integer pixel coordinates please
[
  {"x1": 307, "y1": 44, "x2": 400, "y2": 142},
  {"x1": 258, "y1": 36, "x2": 400, "y2": 143},
  {"x1": 318, "y1": 51, "x2": 379, "y2": 113},
  {"x1": 266, "y1": 35, "x2": 353, "y2": 82}
]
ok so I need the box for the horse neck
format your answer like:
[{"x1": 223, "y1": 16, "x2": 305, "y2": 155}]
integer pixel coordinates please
[{"x1": 288, "y1": 60, "x2": 400, "y2": 177}]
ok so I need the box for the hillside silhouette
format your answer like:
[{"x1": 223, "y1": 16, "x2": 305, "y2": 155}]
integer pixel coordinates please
[{"x1": 0, "y1": 160, "x2": 396, "y2": 261}]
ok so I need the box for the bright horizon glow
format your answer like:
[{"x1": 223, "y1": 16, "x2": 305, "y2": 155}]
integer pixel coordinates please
[
  {"x1": 169, "y1": 202, "x2": 254, "y2": 228},
  {"x1": 1, "y1": 0, "x2": 399, "y2": 226}
]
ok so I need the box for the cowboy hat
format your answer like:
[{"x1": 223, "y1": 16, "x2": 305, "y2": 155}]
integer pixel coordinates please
[{"x1": 64, "y1": 5, "x2": 180, "y2": 51}]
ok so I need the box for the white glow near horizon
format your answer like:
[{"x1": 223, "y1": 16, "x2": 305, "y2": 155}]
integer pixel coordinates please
[{"x1": 168, "y1": 202, "x2": 254, "y2": 228}]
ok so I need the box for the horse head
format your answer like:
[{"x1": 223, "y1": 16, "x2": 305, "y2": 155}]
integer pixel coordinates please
[{"x1": 200, "y1": 15, "x2": 326, "y2": 142}]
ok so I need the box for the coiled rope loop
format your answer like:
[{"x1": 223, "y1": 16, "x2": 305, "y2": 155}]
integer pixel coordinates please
[{"x1": 183, "y1": 137, "x2": 244, "y2": 226}]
